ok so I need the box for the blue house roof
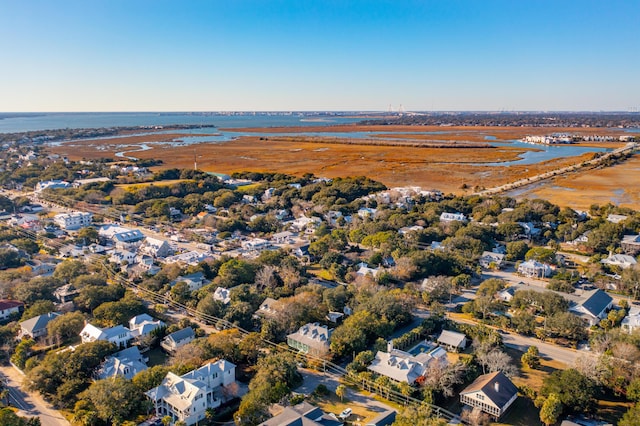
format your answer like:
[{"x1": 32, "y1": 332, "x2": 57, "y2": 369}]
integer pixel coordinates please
[{"x1": 581, "y1": 289, "x2": 613, "y2": 317}]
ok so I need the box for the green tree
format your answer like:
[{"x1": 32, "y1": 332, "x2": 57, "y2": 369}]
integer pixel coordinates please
[
  {"x1": 53, "y1": 260, "x2": 87, "y2": 282},
  {"x1": 46, "y1": 311, "x2": 85, "y2": 343},
  {"x1": 336, "y1": 384, "x2": 347, "y2": 401},
  {"x1": 627, "y1": 377, "x2": 640, "y2": 402},
  {"x1": 619, "y1": 404, "x2": 640, "y2": 426},
  {"x1": 521, "y1": 346, "x2": 541, "y2": 369},
  {"x1": 540, "y1": 393, "x2": 563, "y2": 426},
  {"x1": 79, "y1": 377, "x2": 144, "y2": 424},
  {"x1": 21, "y1": 300, "x2": 55, "y2": 321},
  {"x1": 541, "y1": 369, "x2": 595, "y2": 413}
]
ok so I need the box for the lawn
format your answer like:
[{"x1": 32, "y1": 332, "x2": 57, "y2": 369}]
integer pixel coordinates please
[{"x1": 307, "y1": 389, "x2": 392, "y2": 424}]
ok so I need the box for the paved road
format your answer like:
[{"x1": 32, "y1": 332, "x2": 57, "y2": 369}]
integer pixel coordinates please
[
  {"x1": 0, "y1": 365, "x2": 70, "y2": 426},
  {"x1": 295, "y1": 368, "x2": 395, "y2": 419}
]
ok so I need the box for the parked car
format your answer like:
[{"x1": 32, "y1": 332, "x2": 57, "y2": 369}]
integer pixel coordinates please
[{"x1": 338, "y1": 408, "x2": 352, "y2": 420}]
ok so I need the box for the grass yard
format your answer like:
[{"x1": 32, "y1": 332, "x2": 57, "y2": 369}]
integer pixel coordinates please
[{"x1": 307, "y1": 390, "x2": 393, "y2": 424}]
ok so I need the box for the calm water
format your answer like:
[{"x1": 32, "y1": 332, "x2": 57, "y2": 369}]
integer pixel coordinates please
[
  {"x1": 0, "y1": 112, "x2": 360, "y2": 133},
  {"x1": 0, "y1": 112, "x2": 621, "y2": 166}
]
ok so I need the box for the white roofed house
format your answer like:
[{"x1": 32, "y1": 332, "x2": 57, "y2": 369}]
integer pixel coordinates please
[
  {"x1": 139, "y1": 237, "x2": 172, "y2": 258},
  {"x1": 621, "y1": 234, "x2": 640, "y2": 255},
  {"x1": 460, "y1": 371, "x2": 518, "y2": 419},
  {"x1": 356, "y1": 262, "x2": 382, "y2": 279},
  {"x1": 80, "y1": 323, "x2": 132, "y2": 348},
  {"x1": 440, "y1": 212, "x2": 467, "y2": 222},
  {"x1": 367, "y1": 347, "x2": 447, "y2": 385},
  {"x1": 601, "y1": 253, "x2": 637, "y2": 269},
  {"x1": 622, "y1": 308, "x2": 640, "y2": 334},
  {"x1": 436, "y1": 330, "x2": 467, "y2": 352},
  {"x1": 213, "y1": 287, "x2": 231, "y2": 305},
  {"x1": 129, "y1": 314, "x2": 165, "y2": 340},
  {"x1": 53, "y1": 211, "x2": 93, "y2": 230},
  {"x1": 606, "y1": 214, "x2": 628, "y2": 224},
  {"x1": 479, "y1": 251, "x2": 505, "y2": 269},
  {"x1": 146, "y1": 360, "x2": 237, "y2": 426},
  {"x1": 517, "y1": 259, "x2": 552, "y2": 278},
  {"x1": 287, "y1": 323, "x2": 332, "y2": 356}
]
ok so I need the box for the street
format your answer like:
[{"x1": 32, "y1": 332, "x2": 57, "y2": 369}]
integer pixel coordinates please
[{"x1": 0, "y1": 365, "x2": 70, "y2": 426}]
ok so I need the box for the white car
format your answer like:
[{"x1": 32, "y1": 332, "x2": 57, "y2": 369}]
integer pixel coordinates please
[{"x1": 338, "y1": 408, "x2": 352, "y2": 420}]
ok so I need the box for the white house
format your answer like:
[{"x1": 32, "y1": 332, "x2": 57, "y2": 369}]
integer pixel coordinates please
[
  {"x1": 0, "y1": 300, "x2": 23, "y2": 321},
  {"x1": 35, "y1": 180, "x2": 71, "y2": 192},
  {"x1": 139, "y1": 237, "x2": 172, "y2": 258},
  {"x1": 80, "y1": 323, "x2": 132, "y2": 348},
  {"x1": 460, "y1": 371, "x2": 518, "y2": 419},
  {"x1": 622, "y1": 308, "x2": 640, "y2": 334},
  {"x1": 96, "y1": 346, "x2": 147, "y2": 380},
  {"x1": 607, "y1": 214, "x2": 628, "y2": 224},
  {"x1": 54, "y1": 212, "x2": 93, "y2": 230},
  {"x1": 436, "y1": 330, "x2": 467, "y2": 352},
  {"x1": 356, "y1": 262, "x2": 382, "y2": 279},
  {"x1": 621, "y1": 234, "x2": 640, "y2": 255},
  {"x1": 601, "y1": 253, "x2": 637, "y2": 269},
  {"x1": 368, "y1": 347, "x2": 446, "y2": 385},
  {"x1": 569, "y1": 289, "x2": 613, "y2": 326},
  {"x1": 161, "y1": 327, "x2": 195, "y2": 352},
  {"x1": 213, "y1": 287, "x2": 231, "y2": 305},
  {"x1": 440, "y1": 212, "x2": 467, "y2": 222},
  {"x1": 171, "y1": 272, "x2": 208, "y2": 292},
  {"x1": 479, "y1": 251, "x2": 505, "y2": 269},
  {"x1": 287, "y1": 323, "x2": 332, "y2": 356},
  {"x1": 146, "y1": 360, "x2": 237, "y2": 426},
  {"x1": 129, "y1": 314, "x2": 165, "y2": 339},
  {"x1": 20, "y1": 312, "x2": 60, "y2": 339},
  {"x1": 517, "y1": 260, "x2": 552, "y2": 278}
]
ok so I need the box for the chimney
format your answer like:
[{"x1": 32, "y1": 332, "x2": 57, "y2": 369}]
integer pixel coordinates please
[
  {"x1": 494, "y1": 381, "x2": 500, "y2": 393},
  {"x1": 387, "y1": 340, "x2": 393, "y2": 352}
]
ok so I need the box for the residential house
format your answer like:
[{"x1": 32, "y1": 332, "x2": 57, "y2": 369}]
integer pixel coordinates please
[
  {"x1": 568, "y1": 231, "x2": 591, "y2": 246},
  {"x1": 129, "y1": 314, "x2": 165, "y2": 339},
  {"x1": 259, "y1": 401, "x2": 343, "y2": 426},
  {"x1": 497, "y1": 287, "x2": 517, "y2": 303},
  {"x1": 163, "y1": 251, "x2": 209, "y2": 266},
  {"x1": 53, "y1": 284, "x2": 79, "y2": 303},
  {"x1": 622, "y1": 308, "x2": 640, "y2": 334},
  {"x1": 146, "y1": 360, "x2": 237, "y2": 426},
  {"x1": 368, "y1": 347, "x2": 446, "y2": 385},
  {"x1": 110, "y1": 250, "x2": 137, "y2": 265},
  {"x1": 479, "y1": 251, "x2": 505, "y2": 269},
  {"x1": 80, "y1": 323, "x2": 132, "y2": 348},
  {"x1": 96, "y1": 346, "x2": 147, "y2": 380},
  {"x1": 20, "y1": 312, "x2": 60, "y2": 339},
  {"x1": 171, "y1": 272, "x2": 208, "y2": 292},
  {"x1": 440, "y1": 212, "x2": 467, "y2": 222},
  {"x1": 366, "y1": 410, "x2": 397, "y2": 426},
  {"x1": 99, "y1": 225, "x2": 145, "y2": 247},
  {"x1": 161, "y1": 327, "x2": 195, "y2": 352},
  {"x1": 0, "y1": 300, "x2": 23, "y2": 321},
  {"x1": 601, "y1": 253, "x2": 637, "y2": 269},
  {"x1": 53, "y1": 211, "x2": 93, "y2": 230},
  {"x1": 255, "y1": 297, "x2": 283, "y2": 319},
  {"x1": 356, "y1": 262, "x2": 382, "y2": 279},
  {"x1": 213, "y1": 287, "x2": 231, "y2": 305},
  {"x1": 517, "y1": 260, "x2": 552, "y2": 278},
  {"x1": 271, "y1": 231, "x2": 295, "y2": 245},
  {"x1": 621, "y1": 234, "x2": 640, "y2": 255},
  {"x1": 460, "y1": 371, "x2": 518, "y2": 418},
  {"x1": 569, "y1": 289, "x2": 613, "y2": 326},
  {"x1": 25, "y1": 260, "x2": 56, "y2": 277},
  {"x1": 35, "y1": 180, "x2": 71, "y2": 192},
  {"x1": 606, "y1": 214, "x2": 628, "y2": 224},
  {"x1": 436, "y1": 330, "x2": 467, "y2": 352},
  {"x1": 398, "y1": 225, "x2": 424, "y2": 235},
  {"x1": 358, "y1": 207, "x2": 378, "y2": 219},
  {"x1": 287, "y1": 323, "x2": 332, "y2": 356},
  {"x1": 139, "y1": 237, "x2": 172, "y2": 258},
  {"x1": 517, "y1": 222, "x2": 541, "y2": 237}
]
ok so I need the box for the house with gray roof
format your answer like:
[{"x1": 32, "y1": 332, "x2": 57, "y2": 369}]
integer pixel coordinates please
[
  {"x1": 259, "y1": 401, "x2": 342, "y2": 426},
  {"x1": 146, "y1": 360, "x2": 237, "y2": 426},
  {"x1": 437, "y1": 330, "x2": 467, "y2": 352},
  {"x1": 80, "y1": 323, "x2": 132, "y2": 348},
  {"x1": 367, "y1": 347, "x2": 446, "y2": 384},
  {"x1": 96, "y1": 346, "x2": 147, "y2": 380},
  {"x1": 460, "y1": 371, "x2": 518, "y2": 418},
  {"x1": 601, "y1": 253, "x2": 637, "y2": 269},
  {"x1": 161, "y1": 327, "x2": 195, "y2": 352},
  {"x1": 129, "y1": 314, "x2": 165, "y2": 339},
  {"x1": 20, "y1": 312, "x2": 60, "y2": 339},
  {"x1": 170, "y1": 272, "x2": 208, "y2": 291},
  {"x1": 570, "y1": 289, "x2": 613, "y2": 326},
  {"x1": 287, "y1": 323, "x2": 332, "y2": 356}
]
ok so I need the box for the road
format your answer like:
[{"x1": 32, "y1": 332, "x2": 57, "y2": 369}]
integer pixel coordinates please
[{"x1": 0, "y1": 365, "x2": 70, "y2": 426}]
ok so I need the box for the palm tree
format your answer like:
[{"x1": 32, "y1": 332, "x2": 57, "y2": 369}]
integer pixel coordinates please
[{"x1": 335, "y1": 384, "x2": 347, "y2": 402}]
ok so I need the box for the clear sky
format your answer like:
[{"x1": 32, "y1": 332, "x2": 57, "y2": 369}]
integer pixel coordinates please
[{"x1": 1, "y1": 0, "x2": 638, "y2": 112}]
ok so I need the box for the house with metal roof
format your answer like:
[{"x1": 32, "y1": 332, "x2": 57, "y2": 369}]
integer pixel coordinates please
[
  {"x1": 459, "y1": 371, "x2": 518, "y2": 418},
  {"x1": 259, "y1": 401, "x2": 343, "y2": 426},
  {"x1": 96, "y1": 346, "x2": 148, "y2": 380},
  {"x1": 517, "y1": 259, "x2": 552, "y2": 278},
  {"x1": 367, "y1": 347, "x2": 446, "y2": 385},
  {"x1": 437, "y1": 330, "x2": 468, "y2": 352},
  {"x1": 287, "y1": 323, "x2": 332, "y2": 356},
  {"x1": 601, "y1": 253, "x2": 637, "y2": 269},
  {"x1": 80, "y1": 323, "x2": 132, "y2": 348},
  {"x1": 146, "y1": 360, "x2": 236, "y2": 426},
  {"x1": 170, "y1": 272, "x2": 208, "y2": 292},
  {"x1": 160, "y1": 327, "x2": 195, "y2": 352},
  {"x1": 129, "y1": 314, "x2": 165, "y2": 339},
  {"x1": 20, "y1": 312, "x2": 60, "y2": 339},
  {"x1": 570, "y1": 289, "x2": 613, "y2": 326}
]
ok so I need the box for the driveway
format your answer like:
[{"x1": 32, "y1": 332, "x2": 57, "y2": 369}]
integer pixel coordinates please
[{"x1": 0, "y1": 365, "x2": 70, "y2": 426}]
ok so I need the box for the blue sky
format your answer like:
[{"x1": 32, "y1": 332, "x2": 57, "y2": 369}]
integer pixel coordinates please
[{"x1": 1, "y1": 0, "x2": 638, "y2": 111}]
